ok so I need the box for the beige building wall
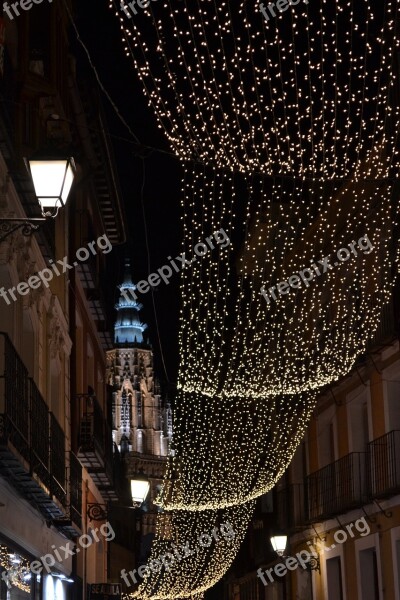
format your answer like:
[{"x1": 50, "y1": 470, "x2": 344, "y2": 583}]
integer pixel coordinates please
[{"x1": 285, "y1": 338, "x2": 400, "y2": 600}]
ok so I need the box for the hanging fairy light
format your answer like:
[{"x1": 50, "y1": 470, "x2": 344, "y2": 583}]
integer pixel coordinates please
[
  {"x1": 125, "y1": 501, "x2": 255, "y2": 600},
  {"x1": 110, "y1": 0, "x2": 400, "y2": 597},
  {"x1": 110, "y1": 0, "x2": 399, "y2": 178}
]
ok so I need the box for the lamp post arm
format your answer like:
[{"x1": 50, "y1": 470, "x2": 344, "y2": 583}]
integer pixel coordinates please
[{"x1": 0, "y1": 218, "x2": 47, "y2": 243}]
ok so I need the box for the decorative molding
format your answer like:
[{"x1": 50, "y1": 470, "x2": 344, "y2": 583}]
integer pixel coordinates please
[{"x1": 48, "y1": 296, "x2": 72, "y2": 359}]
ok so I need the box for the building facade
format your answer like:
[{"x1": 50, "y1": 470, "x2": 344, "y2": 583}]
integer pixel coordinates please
[
  {"x1": 0, "y1": 3, "x2": 127, "y2": 600},
  {"x1": 275, "y1": 305, "x2": 400, "y2": 600}
]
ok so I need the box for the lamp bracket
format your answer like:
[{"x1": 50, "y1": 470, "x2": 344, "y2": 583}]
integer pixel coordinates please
[
  {"x1": 362, "y1": 506, "x2": 377, "y2": 523},
  {"x1": 373, "y1": 499, "x2": 392, "y2": 519},
  {"x1": 306, "y1": 554, "x2": 321, "y2": 573},
  {"x1": 0, "y1": 218, "x2": 46, "y2": 243},
  {"x1": 335, "y1": 516, "x2": 344, "y2": 530},
  {"x1": 87, "y1": 503, "x2": 108, "y2": 521},
  {"x1": 311, "y1": 523, "x2": 324, "y2": 542}
]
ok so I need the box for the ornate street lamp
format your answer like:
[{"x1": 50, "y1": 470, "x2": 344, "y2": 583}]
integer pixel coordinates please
[
  {"x1": 0, "y1": 153, "x2": 76, "y2": 243},
  {"x1": 87, "y1": 470, "x2": 150, "y2": 521},
  {"x1": 26, "y1": 155, "x2": 76, "y2": 217},
  {"x1": 130, "y1": 470, "x2": 150, "y2": 508},
  {"x1": 270, "y1": 534, "x2": 288, "y2": 557}
]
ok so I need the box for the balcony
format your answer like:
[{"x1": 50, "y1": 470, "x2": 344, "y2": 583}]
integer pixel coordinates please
[
  {"x1": 277, "y1": 483, "x2": 306, "y2": 531},
  {"x1": 0, "y1": 333, "x2": 29, "y2": 464},
  {"x1": 76, "y1": 247, "x2": 108, "y2": 327},
  {"x1": 366, "y1": 430, "x2": 400, "y2": 499},
  {"x1": 30, "y1": 378, "x2": 51, "y2": 494},
  {"x1": 0, "y1": 333, "x2": 78, "y2": 537},
  {"x1": 77, "y1": 394, "x2": 118, "y2": 501},
  {"x1": 50, "y1": 413, "x2": 66, "y2": 506},
  {"x1": 306, "y1": 452, "x2": 366, "y2": 521},
  {"x1": 76, "y1": 254, "x2": 97, "y2": 291},
  {"x1": 296, "y1": 436, "x2": 400, "y2": 524},
  {"x1": 69, "y1": 451, "x2": 82, "y2": 529}
]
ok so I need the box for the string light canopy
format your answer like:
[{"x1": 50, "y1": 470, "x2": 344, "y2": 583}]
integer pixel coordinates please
[
  {"x1": 125, "y1": 501, "x2": 255, "y2": 600},
  {"x1": 112, "y1": 0, "x2": 399, "y2": 179},
  {"x1": 111, "y1": 0, "x2": 400, "y2": 597},
  {"x1": 176, "y1": 161, "x2": 395, "y2": 402},
  {"x1": 156, "y1": 388, "x2": 317, "y2": 511}
]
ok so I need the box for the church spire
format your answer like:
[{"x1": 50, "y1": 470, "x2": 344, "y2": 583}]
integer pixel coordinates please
[
  {"x1": 122, "y1": 257, "x2": 134, "y2": 287},
  {"x1": 114, "y1": 259, "x2": 147, "y2": 345}
]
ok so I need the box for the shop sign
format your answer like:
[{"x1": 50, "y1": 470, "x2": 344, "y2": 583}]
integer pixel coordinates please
[{"x1": 89, "y1": 583, "x2": 121, "y2": 600}]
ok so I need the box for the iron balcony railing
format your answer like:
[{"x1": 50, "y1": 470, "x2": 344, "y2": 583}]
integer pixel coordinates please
[
  {"x1": 105, "y1": 422, "x2": 114, "y2": 484},
  {"x1": 77, "y1": 393, "x2": 116, "y2": 499},
  {"x1": 50, "y1": 413, "x2": 66, "y2": 505},
  {"x1": 0, "y1": 333, "x2": 29, "y2": 462},
  {"x1": 0, "y1": 333, "x2": 70, "y2": 516},
  {"x1": 30, "y1": 379, "x2": 51, "y2": 491},
  {"x1": 277, "y1": 483, "x2": 306, "y2": 531},
  {"x1": 78, "y1": 394, "x2": 105, "y2": 459},
  {"x1": 366, "y1": 430, "x2": 400, "y2": 499},
  {"x1": 69, "y1": 451, "x2": 82, "y2": 529},
  {"x1": 306, "y1": 452, "x2": 366, "y2": 521},
  {"x1": 30, "y1": 381, "x2": 67, "y2": 506}
]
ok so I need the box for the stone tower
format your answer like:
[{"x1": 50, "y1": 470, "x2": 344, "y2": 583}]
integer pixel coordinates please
[
  {"x1": 106, "y1": 259, "x2": 172, "y2": 456},
  {"x1": 106, "y1": 260, "x2": 173, "y2": 542}
]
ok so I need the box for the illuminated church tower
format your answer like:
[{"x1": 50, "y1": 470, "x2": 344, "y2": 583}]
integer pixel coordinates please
[{"x1": 106, "y1": 260, "x2": 173, "y2": 458}]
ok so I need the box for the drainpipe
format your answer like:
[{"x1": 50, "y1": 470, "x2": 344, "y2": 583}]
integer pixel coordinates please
[{"x1": 83, "y1": 478, "x2": 89, "y2": 600}]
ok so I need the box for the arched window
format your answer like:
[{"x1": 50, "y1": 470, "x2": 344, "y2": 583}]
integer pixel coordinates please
[{"x1": 137, "y1": 392, "x2": 143, "y2": 428}]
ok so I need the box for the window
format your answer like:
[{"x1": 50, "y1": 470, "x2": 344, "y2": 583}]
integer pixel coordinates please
[
  {"x1": 384, "y1": 364, "x2": 400, "y2": 432},
  {"x1": 28, "y1": 3, "x2": 51, "y2": 78},
  {"x1": 137, "y1": 392, "x2": 143, "y2": 428},
  {"x1": 317, "y1": 405, "x2": 337, "y2": 468},
  {"x1": 395, "y1": 540, "x2": 400, "y2": 600},
  {"x1": 359, "y1": 548, "x2": 379, "y2": 600},
  {"x1": 326, "y1": 557, "x2": 343, "y2": 600},
  {"x1": 390, "y1": 526, "x2": 400, "y2": 600},
  {"x1": 348, "y1": 387, "x2": 370, "y2": 452}
]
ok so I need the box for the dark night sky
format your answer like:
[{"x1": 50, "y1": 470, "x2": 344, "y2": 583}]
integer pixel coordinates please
[
  {"x1": 72, "y1": 9, "x2": 225, "y2": 595},
  {"x1": 75, "y1": 0, "x2": 182, "y2": 390}
]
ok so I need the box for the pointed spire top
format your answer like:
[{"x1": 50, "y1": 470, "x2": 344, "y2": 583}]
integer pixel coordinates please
[
  {"x1": 122, "y1": 258, "x2": 134, "y2": 288},
  {"x1": 114, "y1": 256, "x2": 147, "y2": 346}
]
